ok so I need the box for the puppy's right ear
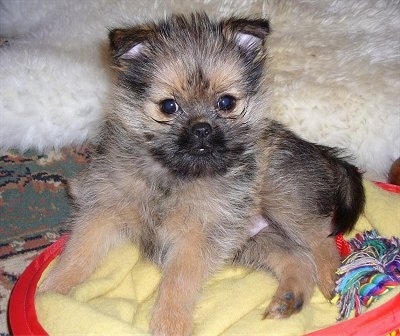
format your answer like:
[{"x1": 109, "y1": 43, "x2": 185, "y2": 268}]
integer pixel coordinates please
[{"x1": 108, "y1": 25, "x2": 154, "y2": 62}]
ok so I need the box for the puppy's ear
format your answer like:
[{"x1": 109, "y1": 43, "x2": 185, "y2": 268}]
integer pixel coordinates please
[
  {"x1": 108, "y1": 25, "x2": 155, "y2": 61},
  {"x1": 222, "y1": 17, "x2": 270, "y2": 53}
]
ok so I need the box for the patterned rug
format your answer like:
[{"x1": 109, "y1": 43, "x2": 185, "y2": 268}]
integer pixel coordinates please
[{"x1": 0, "y1": 147, "x2": 90, "y2": 335}]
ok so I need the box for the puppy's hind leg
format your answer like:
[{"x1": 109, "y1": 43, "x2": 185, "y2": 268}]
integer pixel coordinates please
[
  {"x1": 235, "y1": 229, "x2": 316, "y2": 319},
  {"x1": 305, "y1": 222, "x2": 341, "y2": 301},
  {"x1": 39, "y1": 211, "x2": 127, "y2": 294}
]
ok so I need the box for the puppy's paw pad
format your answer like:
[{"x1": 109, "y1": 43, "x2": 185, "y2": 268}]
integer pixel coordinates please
[{"x1": 263, "y1": 291, "x2": 303, "y2": 319}]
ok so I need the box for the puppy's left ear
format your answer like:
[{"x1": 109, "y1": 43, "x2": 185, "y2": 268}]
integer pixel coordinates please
[{"x1": 222, "y1": 17, "x2": 270, "y2": 54}]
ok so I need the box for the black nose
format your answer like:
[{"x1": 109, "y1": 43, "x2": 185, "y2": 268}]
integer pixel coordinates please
[{"x1": 191, "y1": 122, "x2": 212, "y2": 139}]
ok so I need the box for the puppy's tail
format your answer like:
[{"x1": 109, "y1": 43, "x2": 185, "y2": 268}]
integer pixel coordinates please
[{"x1": 331, "y1": 161, "x2": 365, "y2": 236}]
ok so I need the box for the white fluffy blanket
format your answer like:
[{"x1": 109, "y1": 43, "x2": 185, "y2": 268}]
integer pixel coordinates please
[{"x1": 1, "y1": 0, "x2": 399, "y2": 181}]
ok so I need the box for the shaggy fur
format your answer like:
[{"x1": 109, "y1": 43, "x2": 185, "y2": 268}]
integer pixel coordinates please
[
  {"x1": 0, "y1": 0, "x2": 399, "y2": 181},
  {"x1": 39, "y1": 14, "x2": 365, "y2": 335}
]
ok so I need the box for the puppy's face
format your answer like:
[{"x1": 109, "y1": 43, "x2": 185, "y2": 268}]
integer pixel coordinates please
[{"x1": 109, "y1": 14, "x2": 270, "y2": 177}]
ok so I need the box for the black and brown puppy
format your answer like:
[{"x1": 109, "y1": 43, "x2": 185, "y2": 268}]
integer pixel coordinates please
[{"x1": 40, "y1": 13, "x2": 365, "y2": 335}]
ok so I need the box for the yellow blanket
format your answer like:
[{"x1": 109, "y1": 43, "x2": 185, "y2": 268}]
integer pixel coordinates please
[{"x1": 36, "y1": 181, "x2": 400, "y2": 335}]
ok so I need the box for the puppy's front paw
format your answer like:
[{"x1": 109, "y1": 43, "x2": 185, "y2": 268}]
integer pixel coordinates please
[
  {"x1": 38, "y1": 272, "x2": 73, "y2": 295},
  {"x1": 38, "y1": 265, "x2": 84, "y2": 295},
  {"x1": 150, "y1": 306, "x2": 193, "y2": 336},
  {"x1": 263, "y1": 290, "x2": 304, "y2": 319}
]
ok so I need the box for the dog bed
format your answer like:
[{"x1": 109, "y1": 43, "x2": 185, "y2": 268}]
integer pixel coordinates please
[{"x1": 9, "y1": 181, "x2": 400, "y2": 335}]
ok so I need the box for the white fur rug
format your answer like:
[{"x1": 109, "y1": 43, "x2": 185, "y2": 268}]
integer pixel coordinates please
[{"x1": 0, "y1": 0, "x2": 399, "y2": 181}]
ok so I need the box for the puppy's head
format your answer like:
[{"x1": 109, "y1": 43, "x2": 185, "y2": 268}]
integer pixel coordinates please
[{"x1": 109, "y1": 13, "x2": 270, "y2": 178}]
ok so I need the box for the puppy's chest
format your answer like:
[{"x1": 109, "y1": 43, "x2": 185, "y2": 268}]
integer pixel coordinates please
[
  {"x1": 144, "y1": 179, "x2": 253, "y2": 215},
  {"x1": 138, "y1": 178, "x2": 254, "y2": 228},
  {"x1": 136, "y1": 180, "x2": 258, "y2": 265},
  {"x1": 139, "y1": 184, "x2": 211, "y2": 224}
]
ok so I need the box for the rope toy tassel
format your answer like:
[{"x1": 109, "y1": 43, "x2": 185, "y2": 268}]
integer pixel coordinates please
[{"x1": 332, "y1": 230, "x2": 400, "y2": 320}]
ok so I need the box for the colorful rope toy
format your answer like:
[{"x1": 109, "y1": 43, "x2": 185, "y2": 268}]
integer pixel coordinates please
[{"x1": 332, "y1": 230, "x2": 400, "y2": 320}]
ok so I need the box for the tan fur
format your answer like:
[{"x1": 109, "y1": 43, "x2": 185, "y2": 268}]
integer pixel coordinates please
[
  {"x1": 150, "y1": 226, "x2": 209, "y2": 336},
  {"x1": 40, "y1": 212, "x2": 127, "y2": 294}
]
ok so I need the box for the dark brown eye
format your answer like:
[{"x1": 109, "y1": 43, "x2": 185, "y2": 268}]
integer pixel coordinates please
[
  {"x1": 217, "y1": 95, "x2": 236, "y2": 111},
  {"x1": 160, "y1": 99, "x2": 179, "y2": 114}
]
